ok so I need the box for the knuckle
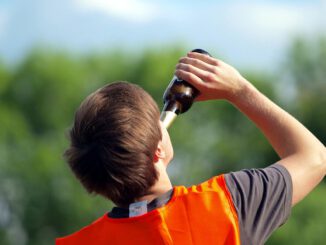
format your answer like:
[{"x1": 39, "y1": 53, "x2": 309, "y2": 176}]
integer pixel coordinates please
[
  {"x1": 175, "y1": 69, "x2": 183, "y2": 77},
  {"x1": 212, "y1": 67, "x2": 219, "y2": 75},
  {"x1": 179, "y1": 57, "x2": 186, "y2": 63},
  {"x1": 206, "y1": 73, "x2": 216, "y2": 82},
  {"x1": 212, "y1": 59, "x2": 219, "y2": 66},
  {"x1": 184, "y1": 73, "x2": 194, "y2": 82},
  {"x1": 191, "y1": 58, "x2": 199, "y2": 65},
  {"x1": 184, "y1": 64, "x2": 193, "y2": 72},
  {"x1": 178, "y1": 63, "x2": 186, "y2": 70}
]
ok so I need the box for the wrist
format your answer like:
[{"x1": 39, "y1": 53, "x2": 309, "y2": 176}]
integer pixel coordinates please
[{"x1": 226, "y1": 77, "x2": 257, "y2": 105}]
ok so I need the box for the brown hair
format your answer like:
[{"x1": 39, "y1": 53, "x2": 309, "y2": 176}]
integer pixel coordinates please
[{"x1": 64, "y1": 82, "x2": 162, "y2": 207}]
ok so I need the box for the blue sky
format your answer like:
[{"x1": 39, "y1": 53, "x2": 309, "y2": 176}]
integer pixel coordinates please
[{"x1": 0, "y1": 0, "x2": 325, "y2": 70}]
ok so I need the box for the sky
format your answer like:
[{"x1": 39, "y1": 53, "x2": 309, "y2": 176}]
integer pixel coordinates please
[{"x1": 0, "y1": 0, "x2": 325, "y2": 70}]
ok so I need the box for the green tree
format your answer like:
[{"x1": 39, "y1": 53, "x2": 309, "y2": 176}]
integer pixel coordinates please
[{"x1": 0, "y1": 38, "x2": 325, "y2": 244}]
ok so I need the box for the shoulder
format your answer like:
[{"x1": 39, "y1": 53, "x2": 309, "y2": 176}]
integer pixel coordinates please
[
  {"x1": 223, "y1": 164, "x2": 293, "y2": 244},
  {"x1": 224, "y1": 164, "x2": 292, "y2": 203},
  {"x1": 174, "y1": 174, "x2": 235, "y2": 211},
  {"x1": 175, "y1": 174, "x2": 228, "y2": 195}
]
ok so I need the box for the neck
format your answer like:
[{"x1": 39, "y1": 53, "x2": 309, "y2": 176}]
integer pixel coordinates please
[{"x1": 136, "y1": 161, "x2": 172, "y2": 203}]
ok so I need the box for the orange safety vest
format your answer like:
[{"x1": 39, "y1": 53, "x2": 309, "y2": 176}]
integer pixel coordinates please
[{"x1": 56, "y1": 175, "x2": 240, "y2": 245}]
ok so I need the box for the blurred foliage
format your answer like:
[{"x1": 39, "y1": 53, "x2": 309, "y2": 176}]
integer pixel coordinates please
[{"x1": 0, "y1": 37, "x2": 325, "y2": 244}]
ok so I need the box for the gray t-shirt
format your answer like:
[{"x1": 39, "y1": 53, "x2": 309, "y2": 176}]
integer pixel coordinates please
[{"x1": 224, "y1": 164, "x2": 293, "y2": 245}]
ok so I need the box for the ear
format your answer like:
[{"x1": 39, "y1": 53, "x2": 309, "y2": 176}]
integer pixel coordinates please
[{"x1": 153, "y1": 141, "x2": 166, "y2": 163}]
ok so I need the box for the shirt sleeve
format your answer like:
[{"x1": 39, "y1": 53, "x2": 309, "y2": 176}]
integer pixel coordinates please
[{"x1": 224, "y1": 164, "x2": 293, "y2": 245}]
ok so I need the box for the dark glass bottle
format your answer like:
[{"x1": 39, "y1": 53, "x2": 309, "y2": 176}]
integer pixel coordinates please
[{"x1": 160, "y1": 49, "x2": 211, "y2": 128}]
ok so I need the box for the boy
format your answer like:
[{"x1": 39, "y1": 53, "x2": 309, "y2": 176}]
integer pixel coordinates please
[{"x1": 56, "y1": 52, "x2": 326, "y2": 244}]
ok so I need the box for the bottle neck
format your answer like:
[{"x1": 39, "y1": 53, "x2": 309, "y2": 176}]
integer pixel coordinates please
[
  {"x1": 160, "y1": 111, "x2": 177, "y2": 129},
  {"x1": 160, "y1": 101, "x2": 181, "y2": 129}
]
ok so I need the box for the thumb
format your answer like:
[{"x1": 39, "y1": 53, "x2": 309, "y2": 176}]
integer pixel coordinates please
[{"x1": 194, "y1": 93, "x2": 206, "y2": 102}]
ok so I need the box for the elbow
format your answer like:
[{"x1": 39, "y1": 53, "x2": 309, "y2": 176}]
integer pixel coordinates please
[
  {"x1": 314, "y1": 146, "x2": 326, "y2": 177},
  {"x1": 307, "y1": 146, "x2": 326, "y2": 178},
  {"x1": 321, "y1": 147, "x2": 326, "y2": 176}
]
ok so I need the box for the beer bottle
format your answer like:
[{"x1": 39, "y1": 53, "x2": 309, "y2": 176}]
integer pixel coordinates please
[{"x1": 160, "y1": 49, "x2": 211, "y2": 128}]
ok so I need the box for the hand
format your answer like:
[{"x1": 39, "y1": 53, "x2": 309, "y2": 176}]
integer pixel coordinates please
[{"x1": 175, "y1": 52, "x2": 250, "y2": 102}]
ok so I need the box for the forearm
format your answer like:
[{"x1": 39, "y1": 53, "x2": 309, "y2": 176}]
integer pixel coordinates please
[
  {"x1": 229, "y1": 79, "x2": 326, "y2": 204},
  {"x1": 229, "y1": 79, "x2": 323, "y2": 158}
]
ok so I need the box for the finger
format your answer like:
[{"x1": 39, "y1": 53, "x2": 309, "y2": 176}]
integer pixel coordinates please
[
  {"x1": 178, "y1": 57, "x2": 216, "y2": 74},
  {"x1": 176, "y1": 63, "x2": 217, "y2": 83},
  {"x1": 187, "y1": 52, "x2": 221, "y2": 66},
  {"x1": 176, "y1": 63, "x2": 213, "y2": 81},
  {"x1": 194, "y1": 93, "x2": 206, "y2": 102},
  {"x1": 174, "y1": 69, "x2": 205, "y2": 91}
]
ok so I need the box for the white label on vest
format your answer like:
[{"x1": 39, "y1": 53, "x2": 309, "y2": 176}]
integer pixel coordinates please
[{"x1": 129, "y1": 200, "x2": 148, "y2": 217}]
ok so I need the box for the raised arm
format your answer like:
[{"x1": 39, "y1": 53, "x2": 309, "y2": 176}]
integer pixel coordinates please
[{"x1": 175, "y1": 52, "x2": 326, "y2": 205}]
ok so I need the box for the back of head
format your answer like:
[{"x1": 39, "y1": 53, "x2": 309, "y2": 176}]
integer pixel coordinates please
[{"x1": 65, "y1": 82, "x2": 162, "y2": 207}]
